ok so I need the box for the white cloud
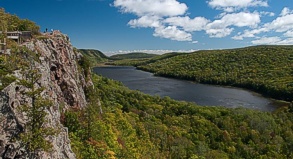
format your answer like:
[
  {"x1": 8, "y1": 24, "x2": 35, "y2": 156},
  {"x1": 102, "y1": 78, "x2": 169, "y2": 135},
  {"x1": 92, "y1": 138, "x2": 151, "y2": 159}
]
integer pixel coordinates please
[
  {"x1": 128, "y1": 15, "x2": 161, "y2": 28},
  {"x1": 223, "y1": 7, "x2": 235, "y2": 13},
  {"x1": 251, "y1": 36, "x2": 281, "y2": 45},
  {"x1": 232, "y1": 33, "x2": 245, "y2": 40},
  {"x1": 284, "y1": 30, "x2": 293, "y2": 37},
  {"x1": 276, "y1": 38, "x2": 293, "y2": 45},
  {"x1": 221, "y1": 12, "x2": 260, "y2": 27},
  {"x1": 113, "y1": 0, "x2": 188, "y2": 17},
  {"x1": 260, "y1": 11, "x2": 275, "y2": 17},
  {"x1": 280, "y1": 7, "x2": 293, "y2": 16},
  {"x1": 232, "y1": 27, "x2": 269, "y2": 40},
  {"x1": 252, "y1": 36, "x2": 293, "y2": 45},
  {"x1": 114, "y1": 1, "x2": 292, "y2": 45},
  {"x1": 269, "y1": 13, "x2": 293, "y2": 32},
  {"x1": 114, "y1": 0, "x2": 192, "y2": 41},
  {"x1": 206, "y1": 12, "x2": 260, "y2": 37},
  {"x1": 206, "y1": 27, "x2": 234, "y2": 38},
  {"x1": 232, "y1": 7, "x2": 293, "y2": 41},
  {"x1": 208, "y1": 0, "x2": 268, "y2": 12},
  {"x1": 164, "y1": 16, "x2": 210, "y2": 32},
  {"x1": 153, "y1": 26, "x2": 192, "y2": 41}
]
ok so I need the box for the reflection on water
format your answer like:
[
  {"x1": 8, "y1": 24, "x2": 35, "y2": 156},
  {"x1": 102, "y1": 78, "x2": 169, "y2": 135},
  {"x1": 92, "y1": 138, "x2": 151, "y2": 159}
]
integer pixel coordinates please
[{"x1": 94, "y1": 66, "x2": 280, "y2": 112}]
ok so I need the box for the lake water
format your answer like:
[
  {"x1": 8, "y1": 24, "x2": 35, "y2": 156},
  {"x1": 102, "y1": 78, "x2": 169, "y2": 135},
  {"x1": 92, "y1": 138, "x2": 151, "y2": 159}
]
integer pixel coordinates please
[{"x1": 93, "y1": 66, "x2": 280, "y2": 111}]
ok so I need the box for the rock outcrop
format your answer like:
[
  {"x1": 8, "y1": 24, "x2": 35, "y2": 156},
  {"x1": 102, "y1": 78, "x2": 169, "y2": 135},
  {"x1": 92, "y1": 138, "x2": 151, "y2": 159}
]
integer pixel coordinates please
[{"x1": 0, "y1": 31, "x2": 90, "y2": 158}]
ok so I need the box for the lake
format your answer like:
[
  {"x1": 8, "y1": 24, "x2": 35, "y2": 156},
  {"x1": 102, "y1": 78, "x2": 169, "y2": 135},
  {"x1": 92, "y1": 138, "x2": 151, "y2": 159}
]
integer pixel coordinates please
[{"x1": 94, "y1": 66, "x2": 281, "y2": 111}]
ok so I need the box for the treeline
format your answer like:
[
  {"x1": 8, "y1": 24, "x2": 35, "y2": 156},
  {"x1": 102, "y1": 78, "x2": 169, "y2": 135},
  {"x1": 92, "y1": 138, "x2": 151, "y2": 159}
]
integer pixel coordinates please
[
  {"x1": 64, "y1": 74, "x2": 293, "y2": 159},
  {"x1": 0, "y1": 8, "x2": 40, "y2": 34},
  {"x1": 121, "y1": 46, "x2": 293, "y2": 101},
  {"x1": 111, "y1": 52, "x2": 187, "y2": 66},
  {"x1": 0, "y1": 9, "x2": 41, "y2": 90},
  {"x1": 78, "y1": 49, "x2": 109, "y2": 66},
  {"x1": 110, "y1": 52, "x2": 158, "y2": 60}
]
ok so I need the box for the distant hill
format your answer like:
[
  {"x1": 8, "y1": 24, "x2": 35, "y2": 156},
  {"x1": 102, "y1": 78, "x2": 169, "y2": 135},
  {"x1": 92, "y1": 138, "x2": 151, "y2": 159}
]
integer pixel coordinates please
[
  {"x1": 110, "y1": 52, "x2": 158, "y2": 60},
  {"x1": 110, "y1": 52, "x2": 187, "y2": 66},
  {"x1": 141, "y1": 52, "x2": 188, "y2": 64},
  {"x1": 78, "y1": 49, "x2": 109, "y2": 65},
  {"x1": 136, "y1": 45, "x2": 293, "y2": 101}
]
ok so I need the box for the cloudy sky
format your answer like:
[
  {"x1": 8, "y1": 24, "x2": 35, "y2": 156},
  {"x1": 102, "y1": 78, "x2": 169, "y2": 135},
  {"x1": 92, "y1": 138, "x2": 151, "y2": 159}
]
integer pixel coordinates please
[{"x1": 0, "y1": 0, "x2": 293, "y2": 55}]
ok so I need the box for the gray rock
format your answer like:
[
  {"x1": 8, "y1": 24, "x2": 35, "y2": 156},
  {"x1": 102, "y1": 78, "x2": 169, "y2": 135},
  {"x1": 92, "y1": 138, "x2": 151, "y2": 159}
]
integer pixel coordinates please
[{"x1": 0, "y1": 31, "x2": 92, "y2": 158}]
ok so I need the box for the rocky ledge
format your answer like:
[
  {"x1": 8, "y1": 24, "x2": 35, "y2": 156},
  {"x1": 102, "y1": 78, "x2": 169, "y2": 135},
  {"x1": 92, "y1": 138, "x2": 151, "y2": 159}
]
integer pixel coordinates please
[{"x1": 0, "y1": 31, "x2": 91, "y2": 158}]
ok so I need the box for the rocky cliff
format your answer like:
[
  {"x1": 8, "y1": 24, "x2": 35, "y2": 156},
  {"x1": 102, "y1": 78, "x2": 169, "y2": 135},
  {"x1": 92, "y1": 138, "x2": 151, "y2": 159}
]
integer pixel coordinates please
[{"x1": 0, "y1": 31, "x2": 91, "y2": 158}]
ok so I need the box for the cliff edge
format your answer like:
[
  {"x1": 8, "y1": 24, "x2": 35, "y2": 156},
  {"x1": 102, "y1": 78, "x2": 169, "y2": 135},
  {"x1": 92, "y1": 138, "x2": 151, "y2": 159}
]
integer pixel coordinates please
[{"x1": 0, "y1": 31, "x2": 91, "y2": 158}]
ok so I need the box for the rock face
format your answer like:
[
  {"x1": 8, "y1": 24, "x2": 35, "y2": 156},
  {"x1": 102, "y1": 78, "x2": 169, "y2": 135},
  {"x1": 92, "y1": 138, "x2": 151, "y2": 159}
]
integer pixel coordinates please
[{"x1": 0, "y1": 31, "x2": 90, "y2": 158}]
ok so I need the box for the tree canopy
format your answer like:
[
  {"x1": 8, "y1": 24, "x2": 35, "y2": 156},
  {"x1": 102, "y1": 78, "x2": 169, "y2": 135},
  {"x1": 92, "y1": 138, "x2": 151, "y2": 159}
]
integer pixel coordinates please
[
  {"x1": 113, "y1": 45, "x2": 293, "y2": 101},
  {"x1": 0, "y1": 8, "x2": 40, "y2": 34},
  {"x1": 65, "y1": 74, "x2": 293, "y2": 159}
]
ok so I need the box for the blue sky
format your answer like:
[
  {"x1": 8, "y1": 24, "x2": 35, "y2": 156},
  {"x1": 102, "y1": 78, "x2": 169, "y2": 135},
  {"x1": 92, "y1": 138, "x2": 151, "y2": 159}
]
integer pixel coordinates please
[{"x1": 0, "y1": 0, "x2": 293, "y2": 55}]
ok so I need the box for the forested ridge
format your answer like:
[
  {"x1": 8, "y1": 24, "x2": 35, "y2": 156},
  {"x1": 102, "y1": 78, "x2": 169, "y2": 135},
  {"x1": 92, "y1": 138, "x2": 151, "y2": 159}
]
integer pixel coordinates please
[
  {"x1": 78, "y1": 49, "x2": 109, "y2": 65},
  {"x1": 111, "y1": 52, "x2": 186, "y2": 66},
  {"x1": 64, "y1": 74, "x2": 293, "y2": 158},
  {"x1": 110, "y1": 52, "x2": 158, "y2": 60},
  {"x1": 113, "y1": 46, "x2": 293, "y2": 101}
]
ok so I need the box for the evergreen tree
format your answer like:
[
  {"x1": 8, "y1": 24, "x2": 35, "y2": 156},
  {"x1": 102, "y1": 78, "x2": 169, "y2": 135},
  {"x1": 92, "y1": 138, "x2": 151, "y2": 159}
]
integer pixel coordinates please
[
  {"x1": 289, "y1": 102, "x2": 293, "y2": 113},
  {"x1": 0, "y1": 55, "x2": 16, "y2": 91},
  {"x1": 17, "y1": 56, "x2": 56, "y2": 158}
]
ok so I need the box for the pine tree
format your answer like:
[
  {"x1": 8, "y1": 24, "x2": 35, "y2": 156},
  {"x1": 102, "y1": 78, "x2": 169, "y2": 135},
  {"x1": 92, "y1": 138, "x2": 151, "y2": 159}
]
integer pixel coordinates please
[
  {"x1": 0, "y1": 55, "x2": 16, "y2": 91},
  {"x1": 17, "y1": 56, "x2": 56, "y2": 158},
  {"x1": 289, "y1": 102, "x2": 293, "y2": 113}
]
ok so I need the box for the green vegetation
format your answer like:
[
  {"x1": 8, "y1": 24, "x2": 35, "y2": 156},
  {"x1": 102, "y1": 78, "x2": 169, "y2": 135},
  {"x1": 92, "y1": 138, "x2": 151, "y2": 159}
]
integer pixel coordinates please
[
  {"x1": 78, "y1": 49, "x2": 109, "y2": 66},
  {"x1": 65, "y1": 74, "x2": 293, "y2": 159},
  {"x1": 0, "y1": 43, "x2": 32, "y2": 91},
  {"x1": 0, "y1": 56, "x2": 16, "y2": 90},
  {"x1": 111, "y1": 52, "x2": 186, "y2": 66},
  {"x1": 0, "y1": 43, "x2": 56, "y2": 158},
  {"x1": 0, "y1": 8, "x2": 40, "y2": 35},
  {"x1": 17, "y1": 53, "x2": 56, "y2": 158},
  {"x1": 110, "y1": 52, "x2": 158, "y2": 60},
  {"x1": 78, "y1": 54, "x2": 92, "y2": 81},
  {"x1": 0, "y1": 8, "x2": 41, "y2": 91},
  {"x1": 113, "y1": 46, "x2": 293, "y2": 101}
]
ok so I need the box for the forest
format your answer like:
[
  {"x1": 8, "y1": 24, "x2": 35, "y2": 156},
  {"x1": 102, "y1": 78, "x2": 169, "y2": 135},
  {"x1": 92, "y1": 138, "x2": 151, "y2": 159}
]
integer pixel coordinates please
[
  {"x1": 110, "y1": 52, "x2": 158, "y2": 60},
  {"x1": 112, "y1": 46, "x2": 293, "y2": 102},
  {"x1": 78, "y1": 49, "x2": 109, "y2": 66},
  {"x1": 64, "y1": 74, "x2": 293, "y2": 159},
  {"x1": 0, "y1": 8, "x2": 40, "y2": 35}
]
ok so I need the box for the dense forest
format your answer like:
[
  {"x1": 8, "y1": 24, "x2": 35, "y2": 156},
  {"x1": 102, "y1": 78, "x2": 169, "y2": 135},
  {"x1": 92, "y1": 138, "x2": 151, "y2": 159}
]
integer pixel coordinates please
[
  {"x1": 0, "y1": 8, "x2": 40, "y2": 35},
  {"x1": 78, "y1": 49, "x2": 109, "y2": 66},
  {"x1": 112, "y1": 46, "x2": 293, "y2": 102},
  {"x1": 64, "y1": 74, "x2": 293, "y2": 159},
  {"x1": 111, "y1": 52, "x2": 186, "y2": 67},
  {"x1": 110, "y1": 52, "x2": 158, "y2": 60}
]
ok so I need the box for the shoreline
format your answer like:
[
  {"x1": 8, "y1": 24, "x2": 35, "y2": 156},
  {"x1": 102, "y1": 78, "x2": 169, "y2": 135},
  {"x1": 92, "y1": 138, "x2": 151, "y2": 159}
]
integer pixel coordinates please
[{"x1": 94, "y1": 65, "x2": 290, "y2": 111}]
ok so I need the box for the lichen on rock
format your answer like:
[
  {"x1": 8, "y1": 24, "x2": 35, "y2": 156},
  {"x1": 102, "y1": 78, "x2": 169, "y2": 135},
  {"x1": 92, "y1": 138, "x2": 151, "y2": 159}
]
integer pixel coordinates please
[{"x1": 0, "y1": 31, "x2": 91, "y2": 158}]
